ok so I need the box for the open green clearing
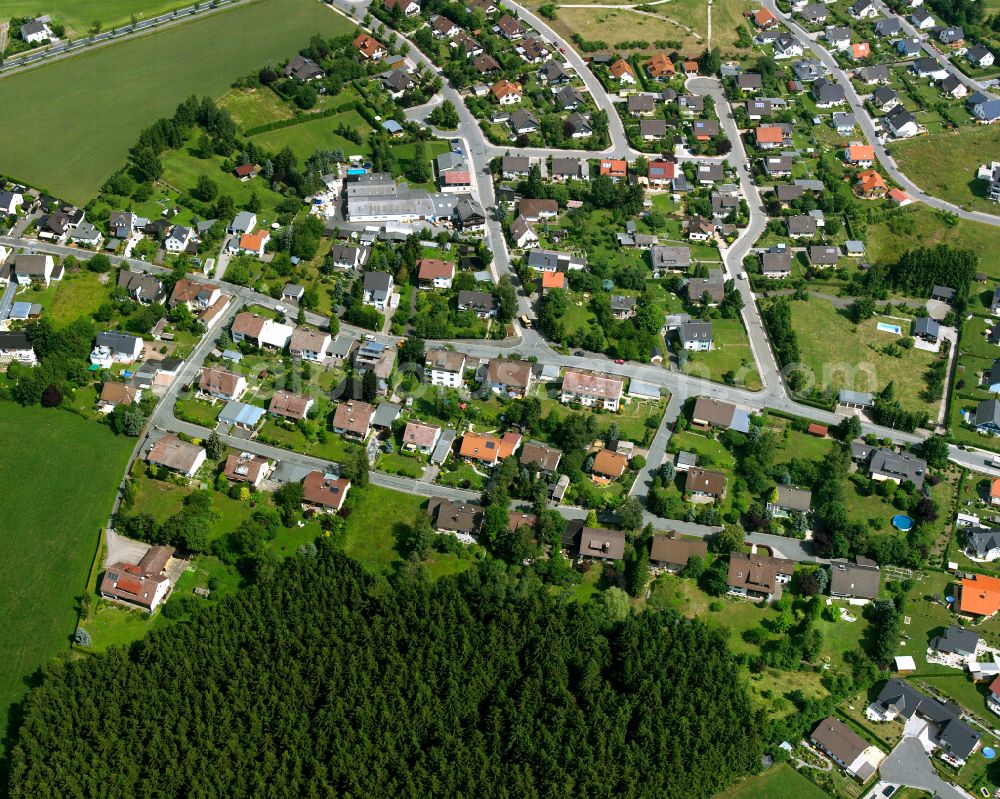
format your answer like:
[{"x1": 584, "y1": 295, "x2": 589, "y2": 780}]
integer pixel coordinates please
[
  {"x1": 0, "y1": 0, "x2": 355, "y2": 203},
  {"x1": 218, "y1": 86, "x2": 295, "y2": 130},
  {"x1": 789, "y1": 297, "x2": 940, "y2": 416},
  {"x1": 0, "y1": 405, "x2": 134, "y2": 767},
  {"x1": 892, "y1": 126, "x2": 1000, "y2": 215},
  {"x1": 682, "y1": 318, "x2": 762, "y2": 391},
  {"x1": 4, "y1": 0, "x2": 193, "y2": 37},
  {"x1": 717, "y1": 763, "x2": 832, "y2": 799},
  {"x1": 866, "y1": 204, "x2": 1000, "y2": 279}
]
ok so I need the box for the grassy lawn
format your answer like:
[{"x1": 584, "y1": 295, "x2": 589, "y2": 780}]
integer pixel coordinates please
[
  {"x1": 161, "y1": 137, "x2": 290, "y2": 222},
  {"x1": 218, "y1": 86, "x2": 295, "y2": 131},
  {"x1": 0, "y1": 0, "x2": 355, "y2": 202},
  {"x1": 249, "y1": 108, "x2": 372, "y2": 161},
  {"x1": 867, "y1": 204, "x2": 1000, "y2": 280},
  {"x1": 0, "y1": 405, "x2": 134, "y2": 766},
  {"x1": 25, "y1": 270, "x2": 111, "y2": 326},
  {"x1": 764, "y1": 420, "x2": 835, "y2": 465},
  {"x1": 376, "y1": 452, "x2": 424, "y2": 479},
  {"x1": 174, "y1": 396, "x2": 222, "y2": 427},
  {"x1": 682, "y1": 318, "x2": 762, "y2": 391},
  {"x1": 717, "y1": 764, "x2": 832, "y2": 799},
  {"x1": 669, "y1": 429, "x2": 736, "y2": 471},
  {"x1": 437, "y1": 461, "x2": 487, "y2": 491},
  {"x1": 892, "y1": 126, "x2": 1000, "y2": 215},
  {"x1": 342, "y1": 485, "x2": 424, "y2": 574},
  {"x1": 788, "y1": 297, "x2": 940, "y2": 417}
]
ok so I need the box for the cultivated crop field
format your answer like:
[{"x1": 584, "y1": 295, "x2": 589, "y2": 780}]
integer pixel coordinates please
[
  {"x1": 0, "y1": 0, "x2": 356, "y2": 203},
  {"x1": 0, "y1": 405, "x2": 133, "y2": 768}
]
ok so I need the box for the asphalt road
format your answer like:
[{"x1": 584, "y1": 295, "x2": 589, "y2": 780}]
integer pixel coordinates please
[{"x1": 877, "y1": 737, "x2": 976, "y2": 799}]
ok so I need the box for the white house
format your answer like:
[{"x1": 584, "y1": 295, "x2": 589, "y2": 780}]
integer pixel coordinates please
[
  {"x1": 289, "y1": 328, "x2": 331, "y2": 362},
  {"x1": 679, "y1": 321, "x2": 714, "y2": 351},
  {"x1": 20, "y1": 19, "x2": 53, "y2": 44},
  {"x1": 164, "y1": 225, "x2": 194, "y2": 253},
  {"x1": 425, "y1": 348, "x2": 466, "y2": 387},
  {"x1": 90, "y1": 331, "x2": 144, "y2": 368},
  {"x1": 363, "y1": 271, "x2": 394, "y2": 310}
]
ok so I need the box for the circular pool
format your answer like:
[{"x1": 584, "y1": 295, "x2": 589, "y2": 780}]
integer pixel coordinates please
[
  {"x1": 892, "y1": 514, "x2": 913, "y2": 531},
  {"x1": 983, "y1": 747, "x2": 996, "y2": 760}
]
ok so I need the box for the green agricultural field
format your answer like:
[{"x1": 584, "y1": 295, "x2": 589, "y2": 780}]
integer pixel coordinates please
[
  {"x1": 0, "y1": 404, "x2": 134, "y2": 768},
  {"x1": 5, "y1": 0, "x2": 190, "y2": 37},
  {"x1": 866, "y1": 204, "x2": 1000, "y2": 279},
  {"x1": 717, "y1": 764, "x2": 832, "y2": 799},
  {"x1": 892, "y1": 125, "x2": 1000, "y2": 215},
  {"x1": 0, "y1": 0, "x2": 356, "y2": 203},
  {"x1": 788, "y1": 297, "x2": 940, "y2": 417}
]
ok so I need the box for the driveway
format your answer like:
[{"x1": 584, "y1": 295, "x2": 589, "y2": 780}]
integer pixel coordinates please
[
  {"x1": 104, "y1": 530, "x2": 152, "y2": 568},
  {"x1": 879, "y1": 737, "x2": 976, "y2": 799}
]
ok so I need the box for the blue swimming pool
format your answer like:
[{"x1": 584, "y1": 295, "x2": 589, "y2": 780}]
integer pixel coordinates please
[
  {"x1": 892, "y1": 514, "x2": 913, "y2": 531},
  {"x1": 877, "y1": 322, "x2": 902, "y2": 335}
]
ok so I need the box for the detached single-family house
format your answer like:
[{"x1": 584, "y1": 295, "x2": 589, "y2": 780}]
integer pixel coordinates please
[
  {"x1": 884, "y1": 106, "x2": 920, "y2": 138},
  {"x1": 849, "y1": 0, "x2": 878, "y2": 19},
  {"x1": 966, "y1": 527, "x2": 1000, "y2": 561},
  {"x1": 303, "y1": 471, "x2": 351, "y2": 512},
  {"x1": 520, "y1": 441, "x2": 562, "y2": 474},
  {"x1": 686, "y1": 467, "x2": 727, "y2": 501},
  {"x1": 147, "y1": 434, "x2": 206, "y2": 477},
  {"x1": 332, "y1": 400, "x2": 375, "y2": 441},
  {"x1": 353, "y1": 33, "x2": 387, "y2": 61},
  {"x1": 223, "y1": 452, "x2": 271, "y2": 487},
  {"x1": 164, "y1": 225, "x2": 195, "y2": 254},
  {"x1": 560, "y1": 369, "x2": 624, "y2": 411},
  {"x1": 609, "y1": 59, "x2": 637, "y2": 85},
  {"x1": 868, "y1": 448, "x2": 927, "y2": 489},
  {"x1": 425, "y1": 348, "x2": 466, "y2": 387},
  {"x1": 649, "y1": 536, "x2": 708, "y2": 571},
  {"x1": 486, "y1": 358, "x2": 534, "y2": 397},
  {"x1": 363, "y1": 271, "x2": 394, "y2": 310},
  {"x1": 118, "y1": 270, "x2": 164, "y2": 305},
  {"x1": 402, "y1": 421, "x2": 442, "y2": 454},
  {"x1": 591, "y1": 449, "x2": 629, "y2": 483},
  {"x1": 811, "y1": 717, "x2": 886, "y2": 782},
  {"x1": 787, "y1": 215, "x2": 818, "y2": 238},
  {"x1": 829, "y1": 556, "x2": 881, "y2": 601},
  {"x1": 100, "y1": 545, "x2": 175, "y2": 614},
  {"x1": 911, "y1": 8, "x2": 935, "y2": 29},
  {"x1": 761, "y1": 249, "x2": 792, "y2": 278},
  {"x1": 967, "y1": 45, "x2": 995, "y2": 69},
  {"x1": 231, "y1": 312, "x2": 293, "y2": 350},
  {"x1": 12, "y1": 254, "x2": 60, "y2": 286},
  {"x1": 458, "y1": 289, "x2": 496, "y2": 318},
  {"x1": 417, "y1": 258, "x2": 455, "y2": 290},
  {"x1": 199, "y1": 367, "x2": 247, "y2": 402},
  {"x1": 90, "y1": 331, "x2": 143, "y2": 368},
  {"x1": 813, "y1": 77, "x2": 845, "y2": 107},
  {"x1": 268, "y1": 390, "x2": 314, "y2": 421},
  {"x1": 767, "y1": 485, "x2": 812, "y2": 517},
  {"x1": 20, "y1": 19, "x2": 53, "y2": 44},
  {"x1": 679, "y1": 321, "x2": 714, "y2": 351},
  {"x1": 727, "y1": 552, "x2": 793, "y2": 601},
  {"x1": 491, "y1": 79, "x2": 523, "y2": 105}
]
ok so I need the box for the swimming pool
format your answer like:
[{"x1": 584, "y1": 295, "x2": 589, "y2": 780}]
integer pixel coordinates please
[
  {"x1": 877, "y1": 322, "x2": 902, "y2": 335},
  {"x1": 892, "y1": 514, "x2": 913, "y2": 531}
]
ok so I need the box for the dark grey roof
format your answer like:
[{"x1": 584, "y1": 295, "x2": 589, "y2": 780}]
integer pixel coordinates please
[
  {"x1": 813, "y1": 77, "x2": 845, "y2": 103},
  {"x1": 913, "y1": 316, "x2": 940, "y2": 338},
  {"x1": 95, "y1": 330, "x2": 142, "y2": 353},
  {"x1": 457, "y1": 289, "x2": 495, "y2": 312},
  {"x1": 931, "y1": 625, "x2": 980, "y2": 656},
  {"x1": 967, "y1": 527, "x2": 1000, "y2": 558},
  {"x1": 829, "y1": 557, "x2": 880, "y2": 599},
  {"x1": 868, "y1": 448, "x2": 927, "y2": 489},
  {"x1": 976, "y1": 398, "x2": 1000, "y2": 429},
  {"x1": 363, "y1": 271, "x2": 392, "y2": 293}
]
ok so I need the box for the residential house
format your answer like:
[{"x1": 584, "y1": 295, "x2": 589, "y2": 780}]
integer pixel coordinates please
[
  {"x1": 849, "y1": 0, "x2": 878, "y2": 19},
  {"x1": 846, "y1": 143, "x2": 876, "y2": 167},
  {"x1": 727, "y1": 552, "x2": 793, "y2": 601},
  {"x1": 501, "y1": 155, "x2": 530, "y2": 178},
  {"x1": 417, "y1": 258, "x2": 455, "y2": 290},
  {"x1": 868, "y1": 448, "x2": 927, "y2": 489},
  {"x1": 761, "y1": 249, "x2": 792, "y2": 278},
  {"x1": 808, "y1": 245, "x2": 839, "y2": 268},
  {"x1": 787, "y1": 215, "x2": 818, "y2": 238},
  {"x1": 198, "y1": 367, "x2": 247, "y2": 401},
  {"x1": 811, "y1": 717, "x2": 885, "y2": 782},
  {"x1": 218, "y1": 400, "x2": 266, "y2": 430},
  {"x1": 679, "y1": 320, "x2": 714, "y2": 351},
  {"x1": 474, "y1": 53, "x2": 501, "y2": 75},
  {"x1": 510, "y1": 109, "x2": 540, "y2": 135},
  {"x1": 610, "y1": 294, "x2": 637, "y2": 319},
  {"x1": 117, "y1": 270, "x2": 164, "y2": 305},
  {"x1": 599, "y1": 159, "x2": 628, "y2": 181},
  {"x1": 550, "y1": 157, "x2": 586, "y2": 181},
  {"x1": 649, "y1": 536, "x2": 708, "y2": 570},
  {"x1": 609, "y1": 58, "x2": 637, "y2": 85},
  {"x1": 897, "y1": 37, "x2": 923, "y2": 57},
  {"x1": 939, "y1": 26, "x2": 964, "y2": 47},
  {"x1": 940, "y1": 73, "x2": 967, "y2": 99},
  {"x1": 640, "y1": 119, "x2": 668, "y2": 141},
  {"x1": 455, "y1": 198, "x2": 486, "y2": 232},
  {"x1": 737, "y1": 72, "x2": 762, "y2": 92},
  {"x1": 855, "y1": 170, "x2": 887, "y2": 199},
  {"x1": 223, "y1": 452, "x2": 271, "y2": 487},
  {"x1": 833, "y1": 112, "x2": 857, "y2": 133},
  {"x1": 520, "y1": 441, "x2": 562, "y2": 474},
  {"x1": 646, "y1": 52, "x2": 675, "y2": 79},
  {"x1": 20, "y1": 19, "x2": 53, "y2": 44},
  {"x1": 691, "y1": 397, "x2": 750, "y2": 432},
  {"x1": 871, "y1": 86, "x2": 901, "y2": 110},
  {"x1": 650, "y1": 244, "x2": 691, "y2": 275},
  {"x1": 774, "y1": 34, "x2": 804, "y2": 59},
  {"x1": 283, "y1": 54, "x2": 324, "y2": 81},
  {"x1": 813, "y1": 77, "x2": 846, "y2": 107},
  {"x1": 932, "y1": 625, "x2": 981, "y2": 658},
  {"x1": 268, "y1": 390, "x2": 314, "y2": 421},
  {"x1": 974, "y1": 398, "x2": 1000, "y2": 434},
  {"x1": 686, "y1": 215, "x2": 715, "y2": 240},
  {"x1": 384, "y1": 0, "x2": 421, "y2": 15},
  {"x1": 231, "y1": 312, "x2": 293, "y2": 350},
  {"x1": 362, "y1": 271, "x2": 394, "y2": 310},
  {"x1": 539, "y1": 59, "x2": 569, "y2": 84},
  {"x1": 972, "y1": 97, "x2": 1000, "y2": 124},
  {"x1": 12, "y1": 254, "x2": 59, "y2": 286},
  {"x1": 960, "y1": 573, "x2": 1000, "y2": 617},
  {"x1": 486, "y1": 357, "x2": 534, "y2": 397},
  {"x1": 686, "y1": 467, "x2": 727, "y2": 501},
  {"x1": 967, "y1": 45, "x2": 995, "y2": 69},
  {"x1": 966, "y1": 527, "x2": 1000, "y2": 561},
  {"x1": 90, "y1": 331, "x2": 143, "y2": 367},
  {"x1": 911, "y1": 7, "x2": 935, "y2": 29},
  {"x1": 164, "y1": 225, "x2": 195, "y2": 254},
  {"x1": 402, "y1": 421, "x2": 442, "y2": 454},
  {"x1": 874, "y1": 17, "x2": 901, "y2": 36},
  {"x1": 519, "y1": 198, "x2": 559, "y2": 222},
  {"x1": 146, "y1": 434, "x2": 206, "y2": 477},
  {"x1": 328, "y1": 244, "x2": 366, "y2": 270},
  {"x1": 800, "y1": 3, "x2": 828, "y2": 24},
  {"x1": 332, "y1": 400, "x2": 375, "y2": 441},
  {"x1": 100, "y1": 545, "x2": 175, "y2": 613},
  {"x1": 756, "y1": 124, "x2": 786, "y2": 148},
  {"x1": 912, "y1": 57, "x2": 948, "y2": 80},
  {"x1": 767, "y1": 485, "x2": 812, "y2": 518},
  {"x1": 526, "y1": 248, "x2": 585, "y2": 271},
  {"x1": 913, "y1": 315, "x2": 940, "y2": 343},
  {"x1": 885, "y1": 105, "x2": 920, "y2": 137},
  {"x1": 560, "y1": 370, "x2": 624, "y2": 411},
  {"x1": 492, "y1": 79, "x2": 523, "y2": 104},
  {"x1": 510, "y1": 216, "x2": 539, "y2": 248},
  {"x1": 459, "y1": 432, "x2": 503, "y2": 467},
  {"x1": 353, "y1": 33, "x2": 387, "y2": 60},
  {"x1": 457, "y1": 289, "x2": 496, "y2": 318},
  {"x1": 0, "y1": 189, "x2": 24, "y2": 215},
  {"x1": 591, "y1": 448, "x2": 629, "y2": 483},
  {"x1": 829, "y1": 556, "x2": 881, "y2": 601},
  {"x1": 495, "y1": 14, "x2": 525, "y2": 40},
  {"x1": 763, "y1": 155, "x2": 793, "y2": 177},
  {"x1": 97, "y1": 382, "x2": 140, "y2": 413},
  {"x1": 577, "y1": 527, "x2": 627, "y2": 561},
  {"x1": 169, "y1": 278, "x2": 221, "y2": 312},
  {"x1": 825, "y1": 26, "x2": 851, "y2": 50},
  {"x1": 858, "y1": 65, "x2": 889, "y2": 85},
  {"x1": 850, "y1": 42, "x2": 871, "y2": 61},
  {"x1": 752, "y1": 8, "x2": 779, "y2": 29},
  {"x1": 302, "y1": 471, "x2": 351, "y2": 512}
]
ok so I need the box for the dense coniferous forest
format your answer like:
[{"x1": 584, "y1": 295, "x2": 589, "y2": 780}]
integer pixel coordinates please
[{"x1": 10, "y1": 545, "x2": 764, "y2": 798}]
